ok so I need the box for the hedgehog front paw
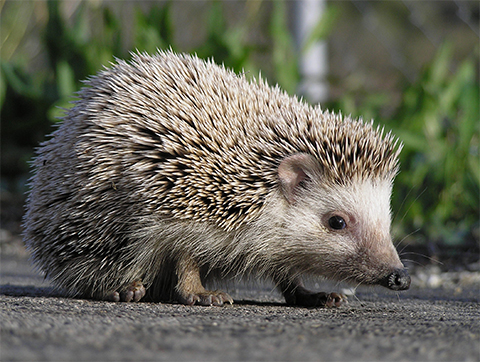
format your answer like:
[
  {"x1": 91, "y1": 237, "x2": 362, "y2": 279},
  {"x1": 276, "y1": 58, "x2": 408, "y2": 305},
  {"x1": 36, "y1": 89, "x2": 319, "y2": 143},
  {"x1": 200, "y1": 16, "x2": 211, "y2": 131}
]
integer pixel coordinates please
[
  {"x1": 323, "y1": 292, "x2": 346, "y2": 308},
  {"x1": 178, "y1": 290, "x2": 234, "y2": 306},
  {"x1": 303, "y1": 291, "x2": 346, "y2": 308},
  {"x1": 108, "y1": 280, "x2": 146, "y2": 302},
  {"x1": 286, "y1": 289, "x2": 346, "y2": 308}
]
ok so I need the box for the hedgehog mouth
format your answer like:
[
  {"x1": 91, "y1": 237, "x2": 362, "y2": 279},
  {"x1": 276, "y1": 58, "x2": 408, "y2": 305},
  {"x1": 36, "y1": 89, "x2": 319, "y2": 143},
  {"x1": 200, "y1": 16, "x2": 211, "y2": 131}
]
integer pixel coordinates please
[
  {"x1": 334, "y1": 266, "x2": 411, "y2": 291},
  {"x1": 378, "y1": 268, "x2": 411, "y2": 291}
]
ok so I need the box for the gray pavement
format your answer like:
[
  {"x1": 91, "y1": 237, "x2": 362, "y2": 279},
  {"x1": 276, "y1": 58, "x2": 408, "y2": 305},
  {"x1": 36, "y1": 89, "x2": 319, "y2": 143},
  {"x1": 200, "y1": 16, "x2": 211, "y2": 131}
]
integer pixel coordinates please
[{"x1": 1, "y1": 252, "x2": 479, "y2": 362}]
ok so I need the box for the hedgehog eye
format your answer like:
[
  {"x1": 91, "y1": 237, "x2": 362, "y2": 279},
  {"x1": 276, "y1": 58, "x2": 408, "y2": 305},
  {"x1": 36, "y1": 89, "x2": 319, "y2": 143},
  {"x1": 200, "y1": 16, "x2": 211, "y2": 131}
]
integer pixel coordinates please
[{"x1": 328, "y1": 216, "x2": 346, "y2": 230}]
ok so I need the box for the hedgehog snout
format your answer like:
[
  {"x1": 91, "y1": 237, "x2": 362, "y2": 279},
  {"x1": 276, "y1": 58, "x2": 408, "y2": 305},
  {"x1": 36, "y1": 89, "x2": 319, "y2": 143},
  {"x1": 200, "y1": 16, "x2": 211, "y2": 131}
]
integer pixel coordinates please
[{"x1": 379, "y1": 268, "x2": 411, "y2": 291}]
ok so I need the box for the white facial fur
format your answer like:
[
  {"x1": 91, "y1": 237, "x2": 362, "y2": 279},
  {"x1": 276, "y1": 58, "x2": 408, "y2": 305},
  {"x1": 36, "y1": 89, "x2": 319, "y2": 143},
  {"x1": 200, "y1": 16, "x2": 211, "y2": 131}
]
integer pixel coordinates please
[{"x1": 278, "y1": 175, "x2": 404, "y2": 285}]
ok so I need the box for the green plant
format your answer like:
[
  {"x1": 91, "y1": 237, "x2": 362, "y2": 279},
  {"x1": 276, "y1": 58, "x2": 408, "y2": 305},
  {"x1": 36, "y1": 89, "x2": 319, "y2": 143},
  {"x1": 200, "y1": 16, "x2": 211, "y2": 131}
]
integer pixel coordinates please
[
  {"x1": 1, "y1": 1, "x2": 478, "y2": 251},
  {"x1": 392, "y1": 44, "x2": 479, "y2": 246},
  {"x1": 328, "y1": 42, "x2": 479, "y2": 247}
]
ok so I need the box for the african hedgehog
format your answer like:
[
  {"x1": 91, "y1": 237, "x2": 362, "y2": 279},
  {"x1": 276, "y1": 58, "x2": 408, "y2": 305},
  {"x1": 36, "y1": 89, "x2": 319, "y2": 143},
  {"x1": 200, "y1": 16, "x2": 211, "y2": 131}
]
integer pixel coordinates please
[{"x1": 23, "y1": 51, "x2": 410, "y2": 307}]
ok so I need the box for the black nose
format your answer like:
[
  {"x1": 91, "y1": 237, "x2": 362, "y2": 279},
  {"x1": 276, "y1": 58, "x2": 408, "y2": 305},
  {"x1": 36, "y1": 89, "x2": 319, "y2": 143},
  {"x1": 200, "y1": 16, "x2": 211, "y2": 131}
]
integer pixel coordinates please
[{"x1": 380, "y1": 269, "x2": 411, "y2": 291}]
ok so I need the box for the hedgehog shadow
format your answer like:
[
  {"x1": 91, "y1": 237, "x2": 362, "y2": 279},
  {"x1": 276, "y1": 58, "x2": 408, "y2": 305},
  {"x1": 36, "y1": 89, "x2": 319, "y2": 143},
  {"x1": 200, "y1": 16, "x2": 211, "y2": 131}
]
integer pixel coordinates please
[
  {"x1": 0, "y1": 284, "x2": 288, "y2": 307},
  {"x1": 231, "y1": 299, "x2": 286, "y2": 307},
  {"x1": 0, "y1": 284, "x2": 60, "y2": 298}
]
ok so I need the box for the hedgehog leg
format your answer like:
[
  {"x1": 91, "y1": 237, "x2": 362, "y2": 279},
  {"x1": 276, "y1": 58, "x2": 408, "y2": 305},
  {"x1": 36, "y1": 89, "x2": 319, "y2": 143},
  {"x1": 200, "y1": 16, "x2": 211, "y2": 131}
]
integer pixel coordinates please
[
  {"x1": 279, "y1": 278, "x2": 345, "y2": 308},
  {"x1": 175, "y1": 257, "x2": 233, "y2": 306},
  {"x1": 108, "y1": 280, "x2": 146, "y2": 302}
]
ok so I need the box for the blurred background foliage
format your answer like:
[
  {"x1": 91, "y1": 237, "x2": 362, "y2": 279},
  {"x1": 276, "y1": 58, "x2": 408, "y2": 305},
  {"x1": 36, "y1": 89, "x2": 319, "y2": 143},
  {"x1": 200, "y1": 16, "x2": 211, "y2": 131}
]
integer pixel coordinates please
[{"x1": 1, "y1": 0, "x2": 479, "y2": 264}]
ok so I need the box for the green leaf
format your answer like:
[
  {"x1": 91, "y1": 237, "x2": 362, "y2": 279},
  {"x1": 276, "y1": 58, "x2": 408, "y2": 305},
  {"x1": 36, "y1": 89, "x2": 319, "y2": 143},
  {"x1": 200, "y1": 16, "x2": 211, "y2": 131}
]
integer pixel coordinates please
[
  {"x1": 56, "y1": 60, "x2": 76, "y2": 99},
  {"x1": 0, "y1": 65, "x2": 6, "y2": 111},
  {"x1": 468, "y1": 155, "x2": 480, "y2": 191},
  {"x1": 270, "y1": 0, "x2": 299, "y2": 94},
  {"x1": 457, "y1": 60, "x2": 479, "y2": 156},
  {"x1": 426, "y1": 42, "x2": 452, "y2": 93},
  {"x1": 302, "y1": 5, "x2": 340, "y2": 53}
]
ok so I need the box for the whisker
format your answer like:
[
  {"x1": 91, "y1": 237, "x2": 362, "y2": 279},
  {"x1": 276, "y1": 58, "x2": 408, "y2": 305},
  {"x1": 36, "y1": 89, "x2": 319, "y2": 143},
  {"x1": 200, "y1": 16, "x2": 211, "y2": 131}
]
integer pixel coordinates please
[
  {"x1": 394, "y1": 228, "x2": 421, "y2": 249},
  {"x1": 401, "y1": 258, "x2": 425, "y2": 267},
  {"x1": 393, "y1": 185, "x2": 415, "y2": 223},
  {"x1": 399, "y1": 187, "x2": 428, "y2": 223},
  {"x1": 401, "y1": 252, "x2": 444, "y2": 265},
  {"x1": 349, "y1": 282, "x2": 364, "y2": 304}
]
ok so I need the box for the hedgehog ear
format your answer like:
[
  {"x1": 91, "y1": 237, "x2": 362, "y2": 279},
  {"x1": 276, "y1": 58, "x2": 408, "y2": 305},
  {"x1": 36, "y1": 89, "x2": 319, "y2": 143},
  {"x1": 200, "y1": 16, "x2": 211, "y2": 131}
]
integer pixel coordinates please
[{"x1": 278, "y1": 153, "x2": 319, "y2": 204}]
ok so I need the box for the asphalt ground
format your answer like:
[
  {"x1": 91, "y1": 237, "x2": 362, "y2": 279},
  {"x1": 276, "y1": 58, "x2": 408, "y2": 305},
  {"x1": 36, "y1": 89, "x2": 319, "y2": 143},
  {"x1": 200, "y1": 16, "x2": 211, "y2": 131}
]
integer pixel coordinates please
[{"x1": 1, "y1": 251, "x2": 479, "y2": 362}]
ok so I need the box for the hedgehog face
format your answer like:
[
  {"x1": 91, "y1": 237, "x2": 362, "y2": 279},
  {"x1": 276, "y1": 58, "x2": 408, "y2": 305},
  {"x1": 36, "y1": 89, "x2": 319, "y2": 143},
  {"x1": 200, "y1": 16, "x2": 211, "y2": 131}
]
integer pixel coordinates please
[
  {"x1": 317, "y1": 178, "x2": 404, "y2": 285},
  {"x1": 277, "y1": 153, "x2": 404, "y2": 286}
]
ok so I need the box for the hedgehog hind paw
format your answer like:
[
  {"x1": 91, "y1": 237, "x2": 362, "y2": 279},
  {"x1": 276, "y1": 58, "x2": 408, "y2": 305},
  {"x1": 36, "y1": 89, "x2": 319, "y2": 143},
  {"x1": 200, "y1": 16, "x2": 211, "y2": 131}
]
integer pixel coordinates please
[
  {"x1": 108, "y1": 280, "x2": 146, "y2": 303},
  {"x1": 178, "y1": 290, "x2": 234, "y2": 307}
]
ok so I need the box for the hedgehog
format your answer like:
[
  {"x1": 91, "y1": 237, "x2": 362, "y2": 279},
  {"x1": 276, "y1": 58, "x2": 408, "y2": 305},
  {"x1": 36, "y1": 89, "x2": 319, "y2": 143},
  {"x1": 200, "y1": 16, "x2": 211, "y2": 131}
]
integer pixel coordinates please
[{"x1": 23, "y1": 50, "x2": 410, "y2": 307}]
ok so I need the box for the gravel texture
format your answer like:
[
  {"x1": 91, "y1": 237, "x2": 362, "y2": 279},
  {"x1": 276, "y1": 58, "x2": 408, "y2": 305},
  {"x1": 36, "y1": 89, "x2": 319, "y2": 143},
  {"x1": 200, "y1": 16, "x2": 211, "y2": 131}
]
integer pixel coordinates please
[{"x1": 1, "y1": 238, "x2": 479, "y2": 362}]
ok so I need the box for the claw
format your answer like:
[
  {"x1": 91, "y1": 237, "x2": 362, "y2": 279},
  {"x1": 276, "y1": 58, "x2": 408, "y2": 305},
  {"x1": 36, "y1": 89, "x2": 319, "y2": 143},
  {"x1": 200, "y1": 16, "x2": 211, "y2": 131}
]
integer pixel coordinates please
[
  {"x1": 108, "y1": 280, "x2": 146, "y2": 303},
  {"x1": 325, "y1": 292, "x2": 346, "y2": 308},
  {"x1": 179, "y1": 290, "x2": 234, "y2": 306}
]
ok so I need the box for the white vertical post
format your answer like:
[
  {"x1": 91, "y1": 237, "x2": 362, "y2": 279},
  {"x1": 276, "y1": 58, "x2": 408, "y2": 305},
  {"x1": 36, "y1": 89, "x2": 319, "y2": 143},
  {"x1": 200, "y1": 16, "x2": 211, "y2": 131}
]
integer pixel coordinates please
[{"x1": 294, "y1": 0, "x2": 329, "y2": 104}]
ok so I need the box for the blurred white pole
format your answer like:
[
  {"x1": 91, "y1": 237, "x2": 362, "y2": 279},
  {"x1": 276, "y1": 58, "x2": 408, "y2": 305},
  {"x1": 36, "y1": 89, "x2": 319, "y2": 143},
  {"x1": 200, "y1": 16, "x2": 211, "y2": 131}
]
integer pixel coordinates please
[{"x1": 294, "y1": 0, "x2": 329, "y2": 104}]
